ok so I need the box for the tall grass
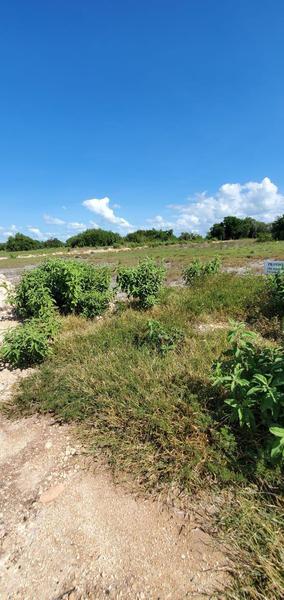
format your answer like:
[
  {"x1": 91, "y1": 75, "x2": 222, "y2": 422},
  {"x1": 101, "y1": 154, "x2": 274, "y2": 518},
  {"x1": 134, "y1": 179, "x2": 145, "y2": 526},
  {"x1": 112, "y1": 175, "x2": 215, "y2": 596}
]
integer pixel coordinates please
[{"x1": 7, "y1": 273, "x2": 284, "y2": 598}]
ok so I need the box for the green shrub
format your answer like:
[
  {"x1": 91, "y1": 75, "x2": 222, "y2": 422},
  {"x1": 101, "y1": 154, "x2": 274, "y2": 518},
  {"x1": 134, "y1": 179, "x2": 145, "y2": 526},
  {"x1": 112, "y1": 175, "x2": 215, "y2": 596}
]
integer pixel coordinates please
[
  {"x1": 11, "y1": 269, "x2": 55, "y2": 319},
  {"x1": 256, "y1": 232, "x2": 273, "y2": 242},
  {"x1": 117, "y1": 258, "x2": 166, "y2": 308},
  {"x1": 76, "y1": 290, "x2": 112, "y2": 319},
  {"x1": 12, "y1": 259, "x2": 112, "y2": 318},
  {"x1": 183, "y1": 257, "x2": 221, "y2": 285},
  {"x1": 212, "y1": 322, "x2": 284, "y2": 462},
  {"x1": 136, "y1": 319, "x2": 184, "y2": 355},
  {"x1": 0, "y1": 311, "x2": 59, "y2": 368},
  {"x1": 268, "y1": 269, "x2": 284, "y2": 318}
]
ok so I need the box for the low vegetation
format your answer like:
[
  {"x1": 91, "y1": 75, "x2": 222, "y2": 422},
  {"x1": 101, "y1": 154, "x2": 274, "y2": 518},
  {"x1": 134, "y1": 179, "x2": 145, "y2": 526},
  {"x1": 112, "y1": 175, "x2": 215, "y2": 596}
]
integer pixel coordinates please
[
  {"x1": 0, "y1": 309, "x2": 59, "y2": 368},
  {"x1": 1, "y1": 211, "x2": 284, "y2": 253},
  {"x1": 183, "y1": 256, "x2": 221, "y2": 284},
  {"x1": 1, "y1": 259, "x2": 112, "y2": 368},
  {"x1": 1, "y1": 256, "x2": 283, "y2": 598},
  {"x1": 117, "y1": 257, "x2": 166, "y2": 308},
  {"x1": 212, "y1": 322, "x2": 284, "y2": 461},
  {"x1": 11, "y1": 258, "x2": 112, "y2": 319}
]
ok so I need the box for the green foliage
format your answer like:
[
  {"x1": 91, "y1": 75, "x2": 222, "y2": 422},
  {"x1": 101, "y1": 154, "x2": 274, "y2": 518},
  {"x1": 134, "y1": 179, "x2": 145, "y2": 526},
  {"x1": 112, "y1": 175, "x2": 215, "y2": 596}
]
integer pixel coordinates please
[
  {"x1": 43, "y1": 238, "x2": 65, "y2": 248},
  {"x1": 75, "y1": 290, "x2": 112, "y2": 318},
  {"x1": 137, "y1": 319, "x2": 184, "y2": 354},
  {"x1": 270, "y1": 426, "x2": 284, "y2": 460},
  {"x1": 183, "y1": 257, "x2": 221, "y2": 284},
  {"x1": 117, "y1": 258, "x2": 166, "y2": 308},
  {"x1": 178, "y1": 231, "x2": 203, "y2": 241},
  {"x1": 125, "y1": 228, "x2": 176, "y2": 245},
  {"x1": 66, "y1": 227, "x2": 122, "y2": 248},
  {"x1": 11, "y1": 269, "x2": 55, "y2": 319},
  {"x1": 256, "y1": 231, "x2": 273, "y2": 243},
  {"x1": 268, "y1": 269, "x2": 284, "y2": 317},
  {"x1": 6, "y1": 232, "x2": 42, "y2": 251},
  {"x1": 12, "y1": 259, "x2": 112, "y2": 318},
  {"x1": 207, "y1": 216, "x2": 270, "y2": 240},
  {"x1": 0, "y1": 311, "x2": 59, "y2": 368},
  {"x1": 212, "y1": 322, "x2": 284, "y2": 462},
  {"x1": 271, "y1": 214, "x2": 284, "y2": 240}
]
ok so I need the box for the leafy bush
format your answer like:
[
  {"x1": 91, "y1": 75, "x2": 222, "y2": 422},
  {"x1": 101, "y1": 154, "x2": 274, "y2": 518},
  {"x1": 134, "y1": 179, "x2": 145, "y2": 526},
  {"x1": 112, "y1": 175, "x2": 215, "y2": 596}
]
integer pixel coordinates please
[
  {"x1": 271, "y1": 214, "x2": 284, "y2": 240},
  {"x1": 0, "y1": 311, "x2": 59, "y2": 368},
  {"x1": 136, "y1": 319, "x2": 184, "y2": 354},
  {"x1": 117, "y1": 258, "x2": 166, "y2": 308},
  {"x1": 183, "y1": 257, "x2": 221, "y2": 285},
  {"x1": 43, "y1": 238, "x2": 65, "y2": 248},
  {"x1": 212, "y1": 322, "x2": 284, "y2": 462},
  {"x1": 6, "y1": 232, "x2": 43, "y2": 251},
  {"x1": 268, "y1": 269, "x2": 284, "y2": 317},
  {"x1": 256, "y1": 232, "x2": 273, "y2": 242},
  {"x1": 269, "y1": 426, "x2": 284, "y2": 461},
  {"x1": 66, "y1": 228, "x2": 122, "y2": 248},
  {"x1": 125, "y1": 228, "x2": 176, "y2": 244},
  {"x1": 75, "y1": 290, "x2": 112, "y2": 319},
  {"x1": 11, "y1": 269, "x2": 55, "y2": 319},
  {"x1": 12, "y1": 259, "x2": 112, "y2": 318}
]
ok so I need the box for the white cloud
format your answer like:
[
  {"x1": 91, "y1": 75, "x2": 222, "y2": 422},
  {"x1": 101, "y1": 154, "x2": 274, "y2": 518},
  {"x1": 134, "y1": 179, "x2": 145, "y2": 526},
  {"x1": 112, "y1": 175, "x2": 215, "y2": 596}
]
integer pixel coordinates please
[
  {"x1": 89, "y1": 220, "x2": 99, "y2": 228},
  {"x1": 27, "y1": 227, "x2": 45, "y2": 239},
  {"x1": 0, "y1": 225, "x2": 18, "y2": 239},
  {"x1": 83, "y1": 196, "x2": 132, "y2": 229},
  {"x1": 67, "y1": 222, "x2": 86, "y2": 231},
  {"x1": 43, "y1": 214, "x2": 66, "y2": 225},
  {"x1": 164, "y1": 177, "x2": 284, "y2": 234},
  {"x1": 146, "y1": 215, "x2": 174, "y2": 229}
]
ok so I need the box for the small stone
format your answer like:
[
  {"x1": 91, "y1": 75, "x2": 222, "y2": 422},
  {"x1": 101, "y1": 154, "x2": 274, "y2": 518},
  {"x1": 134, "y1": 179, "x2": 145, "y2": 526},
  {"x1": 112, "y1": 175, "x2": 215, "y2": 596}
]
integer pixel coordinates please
[
  {"x1": 45, "y1": 440, "x2": 53, "y2": 449},
  {"x1": 39, "y1": 484, "x2": 65, "y2": 504},
  {"x1": 65, "y1": 446, "x2": 76, "y2": 456}
]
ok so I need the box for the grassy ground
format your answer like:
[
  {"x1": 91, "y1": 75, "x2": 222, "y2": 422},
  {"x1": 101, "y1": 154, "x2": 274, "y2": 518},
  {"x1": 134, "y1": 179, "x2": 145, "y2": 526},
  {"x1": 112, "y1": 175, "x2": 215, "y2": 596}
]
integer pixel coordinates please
[
  {"x1": 8, "y1": 272, "x2": 283, "y2": 599},
  {"x1": 1, "y1": 238, "x2": 284, "y2": 276}
]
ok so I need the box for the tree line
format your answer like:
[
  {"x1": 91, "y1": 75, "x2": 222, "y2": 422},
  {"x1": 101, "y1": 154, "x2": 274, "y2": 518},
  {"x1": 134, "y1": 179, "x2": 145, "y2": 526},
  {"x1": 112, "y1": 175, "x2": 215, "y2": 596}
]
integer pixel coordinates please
[{"x1": 1, "y1": 214, "x2": 284, "y2": 252}]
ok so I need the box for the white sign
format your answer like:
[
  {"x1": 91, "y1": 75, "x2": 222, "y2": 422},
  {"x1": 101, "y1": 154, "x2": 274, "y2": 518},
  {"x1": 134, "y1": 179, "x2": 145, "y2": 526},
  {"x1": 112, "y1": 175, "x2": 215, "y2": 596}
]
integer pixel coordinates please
[{"x1": 264, "y1": 260, "x2": 284, "y2": 275}]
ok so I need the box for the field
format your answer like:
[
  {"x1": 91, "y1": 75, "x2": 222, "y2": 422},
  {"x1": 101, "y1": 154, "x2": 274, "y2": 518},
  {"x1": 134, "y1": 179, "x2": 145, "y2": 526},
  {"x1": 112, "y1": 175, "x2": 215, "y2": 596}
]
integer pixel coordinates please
[
  {"x1": 1, "y1": 240, "x2": 284, "y2": 598},
  {"x1": 2, "y1": 238, "x2": 284, "y2": 279}
]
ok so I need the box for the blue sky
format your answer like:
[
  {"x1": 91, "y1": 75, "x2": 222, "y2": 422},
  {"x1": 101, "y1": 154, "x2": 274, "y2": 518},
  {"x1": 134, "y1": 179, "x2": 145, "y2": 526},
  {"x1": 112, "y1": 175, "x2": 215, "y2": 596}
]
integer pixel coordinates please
[{"x1": 1, "y1": 0, "x2": 284, "y2": 239}]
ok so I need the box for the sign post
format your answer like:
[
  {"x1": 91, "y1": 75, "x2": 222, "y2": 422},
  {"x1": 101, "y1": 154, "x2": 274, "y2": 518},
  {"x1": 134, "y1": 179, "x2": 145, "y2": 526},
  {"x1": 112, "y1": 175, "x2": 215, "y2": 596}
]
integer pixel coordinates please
[{"x1": 264, "y1": 260, "x2": 284, "y2": 275}]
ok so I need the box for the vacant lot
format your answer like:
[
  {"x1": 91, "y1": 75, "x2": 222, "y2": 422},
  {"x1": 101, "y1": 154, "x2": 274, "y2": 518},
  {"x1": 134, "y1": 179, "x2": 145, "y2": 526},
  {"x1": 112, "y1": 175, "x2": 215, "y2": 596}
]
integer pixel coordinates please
[
  {"x1": 0, "y1": 245, "x2": 283, "y2": 599},
  {"x1": 1, "y1": 238, "x2": 284, "y2": 280}
]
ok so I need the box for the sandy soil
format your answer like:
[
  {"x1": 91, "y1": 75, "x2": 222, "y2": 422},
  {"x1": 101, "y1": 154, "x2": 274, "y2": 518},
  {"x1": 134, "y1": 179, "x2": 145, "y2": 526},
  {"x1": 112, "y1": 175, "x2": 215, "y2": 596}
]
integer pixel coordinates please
[{"x1": 0, "y1": 276, "x2": 230, "y2": 600}]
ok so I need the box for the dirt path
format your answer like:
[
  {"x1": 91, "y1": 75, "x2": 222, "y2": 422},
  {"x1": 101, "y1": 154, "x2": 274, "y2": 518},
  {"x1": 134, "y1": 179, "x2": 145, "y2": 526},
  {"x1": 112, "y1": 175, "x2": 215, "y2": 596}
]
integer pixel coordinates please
[{"x1": 0, "y1": 277, "x2": 230, "y2": 600}]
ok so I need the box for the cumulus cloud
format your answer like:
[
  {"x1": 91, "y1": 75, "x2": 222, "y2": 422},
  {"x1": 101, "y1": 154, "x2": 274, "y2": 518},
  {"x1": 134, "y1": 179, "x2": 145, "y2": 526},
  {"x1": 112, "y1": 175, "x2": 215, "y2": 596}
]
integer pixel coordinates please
[
  {"x1": 27, "y1": 227, "x2": 45, "y2": 239},
  {"x1": 89, "y1": 220, "x2": 99, "y2": 228},
  {"x1": 83, "y1": 197, "x2": 132, "y2": 229},
  {"x1": 43, "y1": 214, "x2": 66, "y2": 225},
  {"x1": 164, "y1": 177, "x2": 284, "y2": 234},
  {"x1": 67, "y1": 222, "x2": 86, "y2": 231},
  {"x1": 146, "y1": 215, "x2": 174, "y2": 229},
  {"x1": 0, "y1": 224, "x2": 18, "y2": 239}
]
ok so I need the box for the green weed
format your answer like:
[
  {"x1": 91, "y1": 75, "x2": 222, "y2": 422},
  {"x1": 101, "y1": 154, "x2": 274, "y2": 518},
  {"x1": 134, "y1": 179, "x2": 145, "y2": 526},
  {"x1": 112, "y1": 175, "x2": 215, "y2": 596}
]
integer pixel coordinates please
[{"x1": 117, "y1": 257, "x2": 166, "y2": 308}]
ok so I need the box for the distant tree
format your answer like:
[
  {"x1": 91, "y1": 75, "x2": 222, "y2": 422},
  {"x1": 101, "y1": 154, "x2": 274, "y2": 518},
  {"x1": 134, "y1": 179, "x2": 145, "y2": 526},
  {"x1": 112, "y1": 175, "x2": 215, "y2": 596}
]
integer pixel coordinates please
[
  {"x1": 0, "y1": 242, "x2": 6, "y2": 251},
  {"x1": 179, "y1": 232, "x2": 203, "y2": 241},
  {"x1": 125, "y1": 229, "x2": 177, "y2": 244},
  {"x1": 43, "y1": 238, "x2": 64, "y2": 248},
  {"x1": 207, "y1": 222, "x2": 225, "y2": 240},
  {"x1": 272, "y1": 215, "x2": 284, "y2": 240},
  {"x1": 6, "y1": 233, "x2": 42, "y2": 251},
  {"x1": 207, "y1": 216, "x2": 270, "y2": 240},
  {"x1": 66, "y1": 228, "x2": 122, "y2": 248}
]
